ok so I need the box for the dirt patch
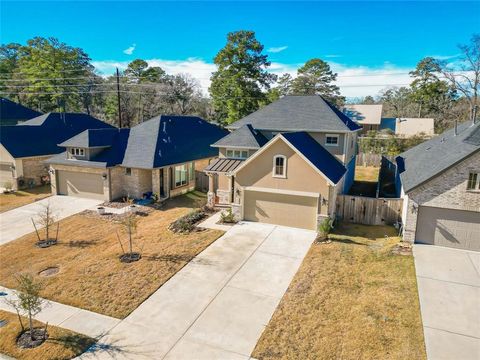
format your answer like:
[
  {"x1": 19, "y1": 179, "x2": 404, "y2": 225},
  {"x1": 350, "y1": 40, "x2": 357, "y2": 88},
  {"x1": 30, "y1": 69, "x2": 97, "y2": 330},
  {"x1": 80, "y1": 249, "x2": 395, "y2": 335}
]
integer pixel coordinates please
[
  {"x1": 36, "y1": 239, "x2": 58, "y2": 248},
  {"x1": 39, "y1": 267, "x2": 59, "y2": 277},
  {"x1": 119, "y1": 252, "x2": 141, "y2": 263},
  {"x1": 16, "y1": 328, "x2": 48, "y2": 349}
]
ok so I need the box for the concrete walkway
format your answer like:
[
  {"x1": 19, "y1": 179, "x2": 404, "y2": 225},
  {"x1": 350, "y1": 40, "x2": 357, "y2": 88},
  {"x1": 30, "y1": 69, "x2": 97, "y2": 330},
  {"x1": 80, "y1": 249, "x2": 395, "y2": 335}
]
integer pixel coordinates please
[
  {"x1": 414, "y1": 245, "x2": 480, "y2": 360},
  {"x1": 80, "y1": 222, "x2": 316, "y2": 359},
  {"x1": 0, "y1": 286, "x2": 120, "y2": 338},
  {"x1": 197, "y1": 211, "x2": 235, "y2": 232},
  {"x1": 0, "y1": 195, "x2": 102, "y2": 245}
]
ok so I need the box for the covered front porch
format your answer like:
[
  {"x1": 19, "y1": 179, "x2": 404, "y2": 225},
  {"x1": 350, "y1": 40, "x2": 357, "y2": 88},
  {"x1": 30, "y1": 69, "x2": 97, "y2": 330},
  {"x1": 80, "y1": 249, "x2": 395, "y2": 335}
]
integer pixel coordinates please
[{"x1": 204, "y1": 158, "x2": 244, "y2": 207}]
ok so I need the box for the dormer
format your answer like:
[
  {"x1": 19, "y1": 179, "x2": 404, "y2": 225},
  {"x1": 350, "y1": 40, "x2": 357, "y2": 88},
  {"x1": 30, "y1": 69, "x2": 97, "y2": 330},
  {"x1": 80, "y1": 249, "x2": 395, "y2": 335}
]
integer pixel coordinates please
[
  {"x1": 211, "y1": 124, "x2": 268, "y2": 160},
  {"x1": 58, "y1": 128, "x2": 119, "y2": 161}
]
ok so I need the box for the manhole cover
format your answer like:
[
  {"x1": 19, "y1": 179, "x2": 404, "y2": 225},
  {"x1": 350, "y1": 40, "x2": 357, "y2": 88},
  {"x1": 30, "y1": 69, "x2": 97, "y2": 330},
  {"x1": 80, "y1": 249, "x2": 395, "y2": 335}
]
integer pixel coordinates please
[
  {"x1": 39, "y1": 267, "x2": 59, "y2": 277},
  {"x1": 0, "y1": 319, "x2": 8, "y2": 328}
]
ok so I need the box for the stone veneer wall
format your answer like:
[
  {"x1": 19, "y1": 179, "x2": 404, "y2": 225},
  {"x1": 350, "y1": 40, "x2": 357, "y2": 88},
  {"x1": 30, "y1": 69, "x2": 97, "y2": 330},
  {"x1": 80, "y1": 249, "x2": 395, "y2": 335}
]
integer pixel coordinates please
[
  {"x1": 21, "y1": 155, "x2": 51, "y2": 186},
  {"x1": 402, "y1": 151, "x2": 480, "y2": 243},
  {"x1": 121, "y1": 168, "x2": 153, "y2": 199}
]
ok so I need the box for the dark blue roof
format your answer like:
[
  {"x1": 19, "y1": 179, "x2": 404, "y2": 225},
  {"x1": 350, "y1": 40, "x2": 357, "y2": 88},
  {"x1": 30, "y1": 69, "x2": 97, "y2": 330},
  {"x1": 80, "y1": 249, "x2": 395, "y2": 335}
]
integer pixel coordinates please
[
  {"x1": 282, "y1": 131, "x2": 346, "y2": 184},
  {"x1": 0, "y1": 98, "x2": 41, "y2": 125},
  {"x1": 122, "y1": 115, "x2": 229, "y2": 168},
  {"x1": 0, "y1": 113, "x2": 114, "y2": 158}
]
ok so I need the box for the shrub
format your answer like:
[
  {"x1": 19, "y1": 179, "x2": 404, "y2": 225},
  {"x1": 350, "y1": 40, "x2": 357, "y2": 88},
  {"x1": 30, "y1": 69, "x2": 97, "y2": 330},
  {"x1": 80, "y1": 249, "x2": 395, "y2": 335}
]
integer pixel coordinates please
[
  {"x1": 318, "y1": 217, "x2": 333, "y2": 238},
  {"x1": 3, "y1": 181, "x2": 13, "y2": 192},
  {"x1": 169, "y1": 209, "x2": 206, "y2": 233},
  {"x1": 220, "y1": 208, "x2": 236, "y2": 223}
]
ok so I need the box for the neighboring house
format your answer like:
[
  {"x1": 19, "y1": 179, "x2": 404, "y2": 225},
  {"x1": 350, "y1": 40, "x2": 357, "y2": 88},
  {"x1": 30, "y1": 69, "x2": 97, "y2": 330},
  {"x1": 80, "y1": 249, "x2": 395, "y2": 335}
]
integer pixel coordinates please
[
  {"x1": 46, "y1": 115, "x2": 228, "y2": 201},
  {"x1": 0, "y1": 113, "x2": 114, "y2": 189},
  {"x1": 0, "y1": 97, "x2": 42, "y2": 126},
  {"x1": 391, "y1": 120, "x2": 480, "y2": 251},
  {"x1": 343, "y1": 104, "x2": 383, "y2": 133},
  {"x1": 380, "y1": 117, "x2": 435, "y2": 137},
  {"x1": 205, "y1": 95, "x2": 361, "y2": 230}
]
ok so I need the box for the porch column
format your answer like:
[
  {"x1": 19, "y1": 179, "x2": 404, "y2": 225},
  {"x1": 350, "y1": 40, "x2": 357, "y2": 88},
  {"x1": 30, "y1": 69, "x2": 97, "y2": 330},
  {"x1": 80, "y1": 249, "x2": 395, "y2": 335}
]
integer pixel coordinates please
[
  {"x1": 152, "y1": 169, "x2": 161, "y2": 196},
  {"x1": 207, "y1": 173, "x2": 215, "y2": 208}
]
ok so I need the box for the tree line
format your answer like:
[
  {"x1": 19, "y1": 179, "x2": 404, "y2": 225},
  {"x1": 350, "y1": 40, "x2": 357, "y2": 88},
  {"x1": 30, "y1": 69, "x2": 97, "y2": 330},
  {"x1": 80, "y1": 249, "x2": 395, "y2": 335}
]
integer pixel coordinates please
[{"x1": 0, "y1": 33, "x2": 478, "y2": 131}]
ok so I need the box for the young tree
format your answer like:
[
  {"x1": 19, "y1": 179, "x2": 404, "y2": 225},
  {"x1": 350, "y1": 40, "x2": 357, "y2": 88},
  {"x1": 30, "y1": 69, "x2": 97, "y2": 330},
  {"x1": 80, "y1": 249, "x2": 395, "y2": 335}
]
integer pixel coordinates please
[
  {"x1": 6, "y1": 274, "x2": 44, "y2": 341},
  {"x1": 121, "y1": 210, "x2": 138, "y2": 258},
  {"x1": 210, "y1": 30, "x2": 276, "y2": 124},
  {"x1": 438, "y1": 34, "x2": 480, "y2": 121},
  {"x1": 35, "y1": 202, "x2": 56, "y2": 241},
  {"x1": 291, "y1": 58, "x2": 344, "y2": 105}
]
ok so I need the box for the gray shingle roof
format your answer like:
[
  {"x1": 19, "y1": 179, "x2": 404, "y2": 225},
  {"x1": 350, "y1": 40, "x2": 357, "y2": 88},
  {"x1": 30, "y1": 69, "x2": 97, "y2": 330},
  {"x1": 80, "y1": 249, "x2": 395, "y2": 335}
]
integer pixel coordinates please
[
  {"x1": 212, "y1": 124, "x2": 268, "y2": 149},
  {"x1": 58, "y1": 128, "x2": 120, "y2": 148},
  {"x1": 397, "y1": 121, "x2": 480, "y2": 192},
  {"x1": 227, "y1": 96, "x2": 361, "y2": 132}
]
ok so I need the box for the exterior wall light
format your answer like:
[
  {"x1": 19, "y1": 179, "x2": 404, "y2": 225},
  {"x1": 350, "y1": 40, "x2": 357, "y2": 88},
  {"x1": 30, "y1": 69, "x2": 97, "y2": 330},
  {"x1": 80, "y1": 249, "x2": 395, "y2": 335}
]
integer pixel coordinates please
[{"x1": 102, "y1": 173, "x2": 108, "y2": 180}]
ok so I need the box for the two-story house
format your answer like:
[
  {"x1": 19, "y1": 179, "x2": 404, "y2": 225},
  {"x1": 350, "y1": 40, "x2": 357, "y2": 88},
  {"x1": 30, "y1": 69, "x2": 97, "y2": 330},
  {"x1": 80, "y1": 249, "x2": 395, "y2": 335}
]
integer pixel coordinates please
[{"x1": 205, "y1": 95, "x2": 361, "y2": 230}]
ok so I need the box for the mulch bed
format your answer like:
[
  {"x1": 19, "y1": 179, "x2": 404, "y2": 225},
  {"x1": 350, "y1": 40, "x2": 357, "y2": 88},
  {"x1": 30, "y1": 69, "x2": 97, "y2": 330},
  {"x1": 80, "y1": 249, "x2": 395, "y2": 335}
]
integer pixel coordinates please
[
  {"x1": 81, "y1": 205, "x2": 153, "y2": 223},
  {"x1": 16, "y1": 328, "x2": 48, "y2": 349}
]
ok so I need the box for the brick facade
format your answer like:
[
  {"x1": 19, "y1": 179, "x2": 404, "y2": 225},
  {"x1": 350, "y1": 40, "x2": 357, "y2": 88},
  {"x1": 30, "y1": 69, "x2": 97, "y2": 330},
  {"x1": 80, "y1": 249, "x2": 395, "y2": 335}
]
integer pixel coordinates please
[{"x1": 402, "y1": 151, "x2": 480, "y2": 243}]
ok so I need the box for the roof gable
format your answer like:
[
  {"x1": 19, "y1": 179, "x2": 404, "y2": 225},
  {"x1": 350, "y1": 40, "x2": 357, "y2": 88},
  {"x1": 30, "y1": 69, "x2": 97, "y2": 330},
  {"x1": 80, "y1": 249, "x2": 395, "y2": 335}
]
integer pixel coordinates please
[
  {"x1": 235, "y1": 131, "x2": 346, "y2": 185},
  {"x1": 228, "y1": 96, "x2": 361, "y2": 133},
  {"x1": 212, "y1": 124, "x2": 268, "y2": 149},
  {"x1": 0, "y1": 98, "x2": 41, "y2": 125},
  {"x1": 397, "y1": 121, "x2": 480, "y2": 192}
]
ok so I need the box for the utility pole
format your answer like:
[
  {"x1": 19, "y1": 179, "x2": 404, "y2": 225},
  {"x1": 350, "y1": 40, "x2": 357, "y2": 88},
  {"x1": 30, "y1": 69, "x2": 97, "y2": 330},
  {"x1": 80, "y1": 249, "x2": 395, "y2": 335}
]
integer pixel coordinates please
[{"x1": 116, "y1": 67, "x2": 122, "y2": 128}]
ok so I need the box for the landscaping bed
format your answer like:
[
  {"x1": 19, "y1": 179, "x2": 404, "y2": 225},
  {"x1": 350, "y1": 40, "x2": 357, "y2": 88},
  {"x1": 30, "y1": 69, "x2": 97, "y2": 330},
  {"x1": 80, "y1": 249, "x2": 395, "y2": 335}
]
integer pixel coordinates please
[
  {"x1": 252, "y1": 223, "x2": 426, "y2": 360},
  {"x1": 0, "y1": 310, "x2": 94, "y2": 360},
  {"x1": 0, "y1": 185, "x2": 51, "y2": 213},
  {"x1": 0, "y1": 191, "x2": 224, "y2": 319}
]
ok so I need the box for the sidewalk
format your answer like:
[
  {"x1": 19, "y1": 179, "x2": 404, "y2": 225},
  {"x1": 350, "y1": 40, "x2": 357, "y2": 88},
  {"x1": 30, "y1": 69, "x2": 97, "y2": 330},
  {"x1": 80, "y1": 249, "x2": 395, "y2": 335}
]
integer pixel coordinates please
[{"x1": 0, "y1": 286, "x2": 121, "y2": 339}]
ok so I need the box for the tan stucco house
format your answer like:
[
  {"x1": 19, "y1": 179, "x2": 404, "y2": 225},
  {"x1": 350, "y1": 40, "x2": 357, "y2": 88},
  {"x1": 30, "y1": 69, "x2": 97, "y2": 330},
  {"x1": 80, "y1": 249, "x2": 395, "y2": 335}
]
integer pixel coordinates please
[
  {"x1": 205, "y1": 95, "x2": 362, "y2": 230},
  {"x1": 46, "y1": 115, "x2": 228, "y2": 201},
  {"x1": 0, "y1": 112, "x2": 114, "y2": 190},
  {"x1": 343, "y1": 104, "x2": 383, "y2": 133},
  {"x1": 392, "y1": 120, "x2": 480, "y2": 251}
]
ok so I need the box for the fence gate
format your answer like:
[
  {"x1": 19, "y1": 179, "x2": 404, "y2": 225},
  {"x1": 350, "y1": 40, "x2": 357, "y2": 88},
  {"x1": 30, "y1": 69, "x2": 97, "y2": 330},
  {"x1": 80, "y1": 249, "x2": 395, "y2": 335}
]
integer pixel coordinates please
[
  {"x1": 336, "y1": 194, "x2": 403, "y2": 226},
  {"x1": 195, "y1": 171, "x2": 209, "y2": 192}
]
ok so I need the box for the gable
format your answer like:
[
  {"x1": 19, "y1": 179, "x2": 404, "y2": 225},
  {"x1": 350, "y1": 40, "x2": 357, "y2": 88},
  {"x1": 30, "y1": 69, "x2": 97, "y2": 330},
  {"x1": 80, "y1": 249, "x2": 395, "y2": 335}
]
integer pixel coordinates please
[{"x1": 235, "y1": 138, "x2": 330, "y2": 195}]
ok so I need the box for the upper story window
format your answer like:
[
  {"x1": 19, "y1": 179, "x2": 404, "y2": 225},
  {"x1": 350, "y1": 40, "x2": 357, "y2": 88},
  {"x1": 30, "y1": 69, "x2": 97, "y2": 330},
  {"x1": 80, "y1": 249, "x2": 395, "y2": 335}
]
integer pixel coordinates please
[
  {"x1": 226, "y1": 149, "x2": 249, "y2": 159},
  {"x1": 273, "y1": 155, "x2": 287, "y2": 178},
  {"x1": 124, "y1": 168, "x2": 132, "y2": 176},
  {"x1": 467, "y1": 172, "x2": 480, "y2": 191},
  {"x1": 70, "y1": 148, "x2": 85, "y2": 156},
  {"x1": 325, "y1": 134, "x2": 339, "y2": 146}
]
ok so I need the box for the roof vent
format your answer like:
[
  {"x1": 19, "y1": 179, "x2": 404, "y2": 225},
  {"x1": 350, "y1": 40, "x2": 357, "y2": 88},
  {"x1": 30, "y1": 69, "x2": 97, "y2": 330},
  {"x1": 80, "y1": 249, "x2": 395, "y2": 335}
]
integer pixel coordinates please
[
  {"x1": 425, "y1": 146, "x2": 431, "y2": 151},
  {"x1": 440, "y1": 137, "x2": 446, "y2": 142}
]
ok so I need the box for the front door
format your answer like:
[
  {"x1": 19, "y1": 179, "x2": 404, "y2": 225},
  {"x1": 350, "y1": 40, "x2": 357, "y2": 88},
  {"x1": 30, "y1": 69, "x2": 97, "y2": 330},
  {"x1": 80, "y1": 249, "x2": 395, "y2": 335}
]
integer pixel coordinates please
[{"x1": 160, "y1": 168, "x2": 165, "y2": 197}]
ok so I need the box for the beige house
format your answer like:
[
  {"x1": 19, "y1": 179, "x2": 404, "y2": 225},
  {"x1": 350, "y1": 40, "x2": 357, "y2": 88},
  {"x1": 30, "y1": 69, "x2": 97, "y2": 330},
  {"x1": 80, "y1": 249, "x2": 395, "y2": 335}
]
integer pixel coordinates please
[
  {"x1": 394, "y1": 120, "x2": 480, "y2": 251},
  {"x1": 0, "y1": 113, "x2": 114, "y2": 190},
  {"x1": 47, "y1": 115, "x2": 227, "y2": 201},
  {"x1": 205, "y1": 96, "x2": 362, "y2": 230},
  {"x1": 394, "y1": 117, "x2": 435, "y2": 137},
  {"x1": 343, "y1": 104, "x2": 383, "y2": 133}
]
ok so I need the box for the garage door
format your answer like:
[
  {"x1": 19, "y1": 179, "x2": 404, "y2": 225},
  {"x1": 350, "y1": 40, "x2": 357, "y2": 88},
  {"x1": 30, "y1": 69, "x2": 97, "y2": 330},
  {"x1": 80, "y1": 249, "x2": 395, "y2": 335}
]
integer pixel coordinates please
[
  {"x1": 244, "y1": 190, "x2": 318, "y2": 230},
  {"x1": 57, "y1": 170, "x2": 104, "y2": 200},
  {"x1": 0, "y1": 163, "x2": 14, "y2": 186},
  {"x1": 416, "y1": 206, "x2": 480, "y2": 251}
]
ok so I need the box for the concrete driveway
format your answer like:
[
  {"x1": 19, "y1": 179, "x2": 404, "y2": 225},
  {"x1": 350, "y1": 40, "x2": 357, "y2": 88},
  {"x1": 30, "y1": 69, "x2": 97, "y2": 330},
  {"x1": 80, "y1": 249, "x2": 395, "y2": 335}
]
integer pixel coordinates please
[
  {"x1": 414, "y1": 245, "x2": 480, "y2": 360},
  {"x1": 80, "y1": 222, "x2": 316, "y2": 359},
  {"x1": 0, "y1": 195, "x2": 102, "y2": 245}
]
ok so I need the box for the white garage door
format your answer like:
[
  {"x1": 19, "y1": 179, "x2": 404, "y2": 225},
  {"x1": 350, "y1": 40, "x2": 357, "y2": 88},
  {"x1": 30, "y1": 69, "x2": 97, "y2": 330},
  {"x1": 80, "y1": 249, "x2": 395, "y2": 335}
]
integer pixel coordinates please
[
  {"x1": 244, "y1": 190, "x2": 318, "y2": 230},
  {"x1": 416, "y1": 206, "x2": 480, "y2": 251},
  {"x1": 57, "y1": 170, "x2": 104, "y2": 200},
  {"x1": 0, "y1": 163, "x2": 14, "y2": 187}
]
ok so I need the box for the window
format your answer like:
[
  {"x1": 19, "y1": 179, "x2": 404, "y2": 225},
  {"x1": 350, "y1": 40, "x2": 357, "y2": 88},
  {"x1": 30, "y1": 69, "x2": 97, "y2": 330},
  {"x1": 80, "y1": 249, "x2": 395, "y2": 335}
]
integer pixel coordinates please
[
  {"x1": 175, "y1": 164, "x2": 188, "y2": 187},
  {"x1": 467, "y1": 172, "x2": 480, "y2": 191},
  {"x1": 226, "y1": 149, "x2": 248, "y2": 159},
  {"x1": 124, "y1": 168, "x2": 132, "y2": 176},
  {"x1": 273, "y1": 155, "x2": 287, "y2": 178},
  {"x1": 70, "y1": 148, "x2": 85, "y2": 156},
  {"x1": 189, "y1": 162, "x2": 194, "y2": 181},
  {"x1": 325, "y1": 134, "x2": 339, "y2": 146}
]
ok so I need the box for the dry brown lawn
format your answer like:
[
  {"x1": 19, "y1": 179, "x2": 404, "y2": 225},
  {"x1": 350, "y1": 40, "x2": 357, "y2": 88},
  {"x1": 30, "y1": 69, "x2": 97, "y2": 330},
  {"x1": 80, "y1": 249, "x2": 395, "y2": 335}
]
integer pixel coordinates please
[
  {"x1": 0, "y1": 310, "x2": 94, "y2": 360},
  {"x1": 0, "y1": 185, "x2": 51, "y2": 213},
  {"x1": 355, "y1": 166, "x2": 380, "y2": 182},
  {"x1": 0, "y1": 192, "x2": 223, "y2": 319},
  {"x1": 253, "y1": 223, "x2": 426, "y2": 360}
]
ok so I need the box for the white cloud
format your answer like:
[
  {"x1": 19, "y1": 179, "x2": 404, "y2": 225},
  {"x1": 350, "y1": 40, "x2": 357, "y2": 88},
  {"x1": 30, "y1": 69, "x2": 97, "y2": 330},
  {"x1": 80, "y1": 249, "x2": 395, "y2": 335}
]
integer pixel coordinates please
[
  {"x1": 324, "y1": 54, "x2": 342, "y2": 58},
  {"x1": 268, "y1": 46, "x2": 288, "y2": 53},
  {"x1": 429, "y1": 54, "x2": 460, "y2": 61},
  {"x1": 92, "y1": 58, "x2": 414, "y2": 98},
  {"x1": 123, "y1": 44, "x2": 136, "y2": 55}
]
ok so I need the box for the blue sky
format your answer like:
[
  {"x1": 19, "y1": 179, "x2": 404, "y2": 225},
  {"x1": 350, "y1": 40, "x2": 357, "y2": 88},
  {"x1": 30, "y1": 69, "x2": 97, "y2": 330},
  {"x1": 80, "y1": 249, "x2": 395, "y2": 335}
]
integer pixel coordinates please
[{"x1": 2, "y1": 1, "x2": 478, "y2": 97}]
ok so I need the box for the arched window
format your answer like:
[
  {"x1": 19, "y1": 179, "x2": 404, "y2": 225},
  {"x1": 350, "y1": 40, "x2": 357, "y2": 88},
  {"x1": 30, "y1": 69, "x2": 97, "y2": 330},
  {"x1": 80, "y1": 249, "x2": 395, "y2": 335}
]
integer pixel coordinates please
[{"x1": 273, "y1": 155, "x2": 287, "y2": 178}]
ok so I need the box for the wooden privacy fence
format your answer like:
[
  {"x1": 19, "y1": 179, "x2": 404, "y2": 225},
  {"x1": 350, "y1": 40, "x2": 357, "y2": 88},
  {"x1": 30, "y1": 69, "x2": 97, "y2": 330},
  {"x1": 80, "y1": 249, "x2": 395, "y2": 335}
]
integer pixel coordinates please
[
  {"x1": 336, "y1": 194, "x2": 403, "y2": 226},
  {"x1": 357, "y1": 153, "x2": 383, "y2": 167},
  {"x1": 195, "y1": 171, "x2": 209, "y2": 192}
]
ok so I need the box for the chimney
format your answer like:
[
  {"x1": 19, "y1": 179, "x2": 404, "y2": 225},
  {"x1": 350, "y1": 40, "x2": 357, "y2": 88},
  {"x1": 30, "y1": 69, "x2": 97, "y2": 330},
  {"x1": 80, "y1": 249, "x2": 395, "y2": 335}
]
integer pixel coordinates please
[{"x1": 454, "y1": 120, "x2": 458, "y2": 136}]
